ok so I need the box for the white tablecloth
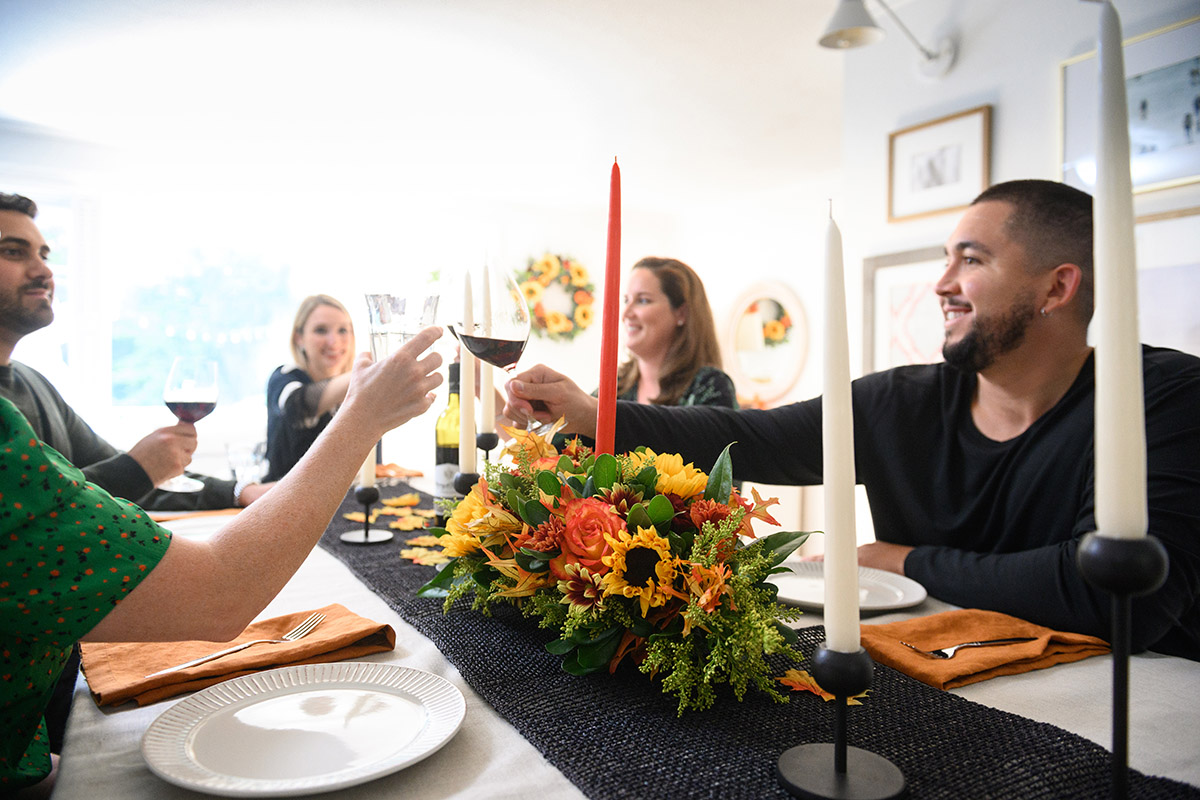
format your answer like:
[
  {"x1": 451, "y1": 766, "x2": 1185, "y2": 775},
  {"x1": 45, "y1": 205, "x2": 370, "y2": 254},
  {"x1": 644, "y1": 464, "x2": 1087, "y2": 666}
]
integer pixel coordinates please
[{"x1": 52, "y1": 527, "x2": 1200, "y2": 798}]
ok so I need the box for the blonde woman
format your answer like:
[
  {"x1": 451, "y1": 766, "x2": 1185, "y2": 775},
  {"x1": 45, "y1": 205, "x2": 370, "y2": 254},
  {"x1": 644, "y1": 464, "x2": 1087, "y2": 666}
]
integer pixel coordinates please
[{"x1": 265, "y1": 295, "x2": 356, "y2": 481}]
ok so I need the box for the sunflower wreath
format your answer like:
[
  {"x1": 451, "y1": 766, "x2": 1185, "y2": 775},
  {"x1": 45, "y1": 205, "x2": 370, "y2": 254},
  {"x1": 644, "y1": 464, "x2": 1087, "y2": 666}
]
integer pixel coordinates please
[{"x1": 515, "y1": 253, "x2": 596, "y2": 342}]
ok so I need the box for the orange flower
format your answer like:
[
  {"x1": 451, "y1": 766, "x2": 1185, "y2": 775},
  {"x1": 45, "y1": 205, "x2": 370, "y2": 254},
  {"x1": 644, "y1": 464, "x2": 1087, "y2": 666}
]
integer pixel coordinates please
[{"x1": 549, "y1": 497, "x2": 623, "y2": 581}]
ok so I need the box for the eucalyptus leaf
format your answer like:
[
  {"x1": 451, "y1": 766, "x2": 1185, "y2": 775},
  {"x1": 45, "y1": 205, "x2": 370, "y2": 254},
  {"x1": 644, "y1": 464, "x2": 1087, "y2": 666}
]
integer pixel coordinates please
[
  {"x1": 576, "y1": 632, "x2": 621, "y2": 669},
  {"x1": 545, "y1": 638, "x2": 576, "y2": 655},
  {"x1": 774, "y1": 620, "x2": 800, "y2": 646},
  {"x1": 515, "y1": 551, "x2": 551, "y2": 572},
  {"x1": 566, "y1": 475, "x2": 586, "y2": 496},
  {"x1": 703, "y1": 443, "x2": 735, "y2": 502},
  {"x1": 519, "y1": 497, "x2": 552, "y2": 527},
  {"x1": 582, "y1": 475, "x2": 596, "y2": 498},
  {"x1": 627, "y1": 503, "x2": 653, "y2": 532},
  {"x1": 536, "y1": 470, "x2": 563, "y2": 497},
  {"x1": 591, "y1": 453, "x2": 618, "y2": 490},
  {"x1": 561, "y1": 651, "x2": 601, "y2": 676},
  {"x1": 646, "y1": 493, "x2": 675, "y2": 525}
]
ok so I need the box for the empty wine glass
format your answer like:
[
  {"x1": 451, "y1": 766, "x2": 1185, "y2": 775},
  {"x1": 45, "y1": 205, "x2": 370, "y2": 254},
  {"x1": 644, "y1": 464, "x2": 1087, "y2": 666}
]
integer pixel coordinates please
[
  {"x1": 159, "y1": 356, "x2": 218, "y2": 493},
  {"x1": 364, "y1": 291, "x2": 440, "y2": 361}
]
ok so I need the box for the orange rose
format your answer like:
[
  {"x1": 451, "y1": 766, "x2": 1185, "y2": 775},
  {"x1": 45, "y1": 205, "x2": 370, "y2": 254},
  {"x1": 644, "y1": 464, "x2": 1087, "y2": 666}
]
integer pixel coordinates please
[{"x1": 549, "y1": 497, "x2": 624, "y2": 581}]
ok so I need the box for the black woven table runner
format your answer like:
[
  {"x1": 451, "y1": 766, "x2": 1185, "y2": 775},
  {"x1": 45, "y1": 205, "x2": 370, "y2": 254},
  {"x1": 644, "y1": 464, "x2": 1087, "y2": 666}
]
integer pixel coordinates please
[{"x1": 320, "y1": 484, "x2": 1199, "y2": 799}]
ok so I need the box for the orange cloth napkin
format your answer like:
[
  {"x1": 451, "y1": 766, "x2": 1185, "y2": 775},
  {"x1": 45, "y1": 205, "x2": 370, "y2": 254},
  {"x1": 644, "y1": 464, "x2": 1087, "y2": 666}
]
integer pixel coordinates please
[
  {"x1": 80, "y1": 603, "x2": 396, "y2": 706},
  {"x1": 860, "y1": 609, "x2": 1110, "y2": 690},
  {"x1": 378, "y1": 463, "x2": 423, "y2": 479}
]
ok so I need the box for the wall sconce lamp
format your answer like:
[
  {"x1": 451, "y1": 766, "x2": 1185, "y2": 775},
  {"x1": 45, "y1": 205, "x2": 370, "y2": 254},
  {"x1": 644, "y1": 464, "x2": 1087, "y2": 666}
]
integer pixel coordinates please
[{"x1": 819, "y1": 0, "x2": 958, "y2": 79}]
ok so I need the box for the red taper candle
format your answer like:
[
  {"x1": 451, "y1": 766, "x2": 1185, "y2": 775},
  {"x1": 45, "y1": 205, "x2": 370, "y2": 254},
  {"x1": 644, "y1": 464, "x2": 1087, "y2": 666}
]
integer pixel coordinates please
[{"x1": 595, "y1": 157, "x2": 621, "y2": 455}]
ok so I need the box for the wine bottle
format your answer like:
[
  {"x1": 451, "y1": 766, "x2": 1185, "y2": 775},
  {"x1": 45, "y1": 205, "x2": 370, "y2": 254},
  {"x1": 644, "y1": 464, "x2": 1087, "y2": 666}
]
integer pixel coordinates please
[{"x1": 434, "y1": 361, "x2": 461, "y2": 525}]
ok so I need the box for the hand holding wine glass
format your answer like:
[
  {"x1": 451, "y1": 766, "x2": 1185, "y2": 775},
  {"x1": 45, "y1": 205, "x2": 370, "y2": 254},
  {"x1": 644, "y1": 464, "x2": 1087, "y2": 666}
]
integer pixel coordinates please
[{"x1": 158, "y1": 356, "x2": 218, "y2": 493}]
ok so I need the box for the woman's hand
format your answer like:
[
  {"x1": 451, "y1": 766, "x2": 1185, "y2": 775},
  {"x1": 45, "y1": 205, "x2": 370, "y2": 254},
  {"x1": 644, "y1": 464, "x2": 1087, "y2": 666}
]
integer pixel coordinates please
[
  {"x1": 504, "y1": 364, "x2": 600, "y2": 437},
  {"x1": 342, "y1": 326, "x2": 444, "y2": 438}
]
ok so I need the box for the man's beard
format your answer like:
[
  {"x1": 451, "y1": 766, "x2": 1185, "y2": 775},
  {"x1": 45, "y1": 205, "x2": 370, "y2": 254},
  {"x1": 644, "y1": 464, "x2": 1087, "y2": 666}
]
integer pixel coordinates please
[
  {"x1": 0, "y1": 283, "x2": 54, "y2": 337},
  {"x1": 942, "y1": 292, "x2": 1036, "y2": 373}
]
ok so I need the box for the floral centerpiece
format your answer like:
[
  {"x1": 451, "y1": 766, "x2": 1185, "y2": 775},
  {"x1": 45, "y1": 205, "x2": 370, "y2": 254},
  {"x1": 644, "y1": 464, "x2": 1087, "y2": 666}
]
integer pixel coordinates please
[
  {"x1": 415, "y1": 423, "x2": 812, "y2": 714},
  {"x1": 516, "y1": 253, "x2": 596, "y2": 342}
]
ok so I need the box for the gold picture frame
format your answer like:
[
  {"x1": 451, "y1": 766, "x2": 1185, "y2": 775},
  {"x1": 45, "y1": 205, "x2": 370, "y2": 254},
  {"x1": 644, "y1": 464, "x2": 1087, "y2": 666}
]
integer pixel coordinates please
[{"x1": 888, "y1": 105, "x2": 992, "y2": 222}]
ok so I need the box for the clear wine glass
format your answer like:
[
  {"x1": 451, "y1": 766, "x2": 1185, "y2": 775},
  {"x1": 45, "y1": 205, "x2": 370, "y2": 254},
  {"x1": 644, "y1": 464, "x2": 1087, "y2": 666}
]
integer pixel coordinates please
[
  {"x1": 450, "y1": 265, "x2": 531, "y2": 373},
  {"x1": 364, "y1": 291, "x2": 440, "y2": 361},
  {"x1": 159, "y1": 356, "x2": 218, "y2": 493}
]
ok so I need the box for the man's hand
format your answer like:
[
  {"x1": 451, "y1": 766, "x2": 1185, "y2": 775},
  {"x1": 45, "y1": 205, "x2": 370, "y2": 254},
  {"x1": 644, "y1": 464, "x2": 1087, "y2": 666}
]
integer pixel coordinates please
[
  {"x1": 236, "y1": 481, "x2": 275, "y2": 507},
  {"x1": 802, "y1": 541, "x2": 914, "y2": 576},
  {"x1": 504, "y1": 364, "x2": 599, "y2": 437},
  {"x1": 126, "y1": 423, "x2": 198, "y2": 485}
]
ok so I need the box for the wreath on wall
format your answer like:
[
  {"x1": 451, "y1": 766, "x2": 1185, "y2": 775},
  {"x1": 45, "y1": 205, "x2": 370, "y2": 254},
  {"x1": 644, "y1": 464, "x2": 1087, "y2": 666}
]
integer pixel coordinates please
[{"x1": 516, "y1": 253, "x2": 596, "y2": 342}]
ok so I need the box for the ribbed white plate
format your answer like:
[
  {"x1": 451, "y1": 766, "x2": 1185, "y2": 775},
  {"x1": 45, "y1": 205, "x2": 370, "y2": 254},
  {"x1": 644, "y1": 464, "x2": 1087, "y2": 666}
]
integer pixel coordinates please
[
  {"x1": 142, "y1": 662, "x2": 465, "y2": 797},
  {"x1": 768, "y1": 561, "x2": 927, "y2": 612}
]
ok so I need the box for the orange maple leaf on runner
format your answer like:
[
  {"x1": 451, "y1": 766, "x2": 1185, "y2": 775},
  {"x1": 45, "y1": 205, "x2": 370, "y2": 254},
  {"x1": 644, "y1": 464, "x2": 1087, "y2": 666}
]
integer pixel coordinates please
[{"x1": 778, "y1": 669, "x2": 867, "y2": 705}]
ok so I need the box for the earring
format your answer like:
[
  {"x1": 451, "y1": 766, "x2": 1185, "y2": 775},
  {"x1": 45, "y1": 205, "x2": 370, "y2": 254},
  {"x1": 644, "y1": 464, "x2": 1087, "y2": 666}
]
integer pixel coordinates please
[
  {"x1": 676, "y1": 319, "x2": 685, "y2": 327},
  {"x1": 1040, "y1": 307, "x2": 1049, "y2": 318}
]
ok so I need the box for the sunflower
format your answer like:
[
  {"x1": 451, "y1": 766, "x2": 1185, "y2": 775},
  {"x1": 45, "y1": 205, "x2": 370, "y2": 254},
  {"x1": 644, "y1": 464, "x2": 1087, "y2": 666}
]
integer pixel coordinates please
[
  {"x1": 574, "y1": 304, "x2": 594, "y2": 329},
  {"x1": 567, "y1": 260, "x2": 590, "y2": 287},
  {"x1": 601, "y1": 526, "x2": 677, "y2": 616},
  {"x1": 545, "y1": 310, "x2": 573, "y2": 334},
  {"x1": 521, "y1": 280, "x2": 544, "y2": 305},
  {"x1": 532, "y1": 254, "x2": 561, "y2": 283},
  {"x1": 763, "y1": 319, "x2": 786, "y2": 342},
  {"x1": 630, "y1": 449, "x2": 709, "y2": 500}
]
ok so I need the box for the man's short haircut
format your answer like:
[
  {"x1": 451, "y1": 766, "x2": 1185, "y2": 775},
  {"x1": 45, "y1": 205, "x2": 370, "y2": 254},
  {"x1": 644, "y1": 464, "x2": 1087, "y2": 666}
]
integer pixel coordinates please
[
  {"x1": 971, "y1": 179, "x2": 1094, "y2": 324},
  {"x1": 0, "y1": 193, "x2": 38, "y2": 218}
]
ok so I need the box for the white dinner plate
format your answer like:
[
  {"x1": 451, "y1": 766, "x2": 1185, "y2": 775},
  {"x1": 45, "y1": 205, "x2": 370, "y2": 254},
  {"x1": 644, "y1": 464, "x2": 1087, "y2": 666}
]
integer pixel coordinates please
[
  {"x1": 767, "y1": 561, "x2": 927, "y2": 612},
  {"x1": 142, "y1": 662, "x2": 466, "y2": 797}
]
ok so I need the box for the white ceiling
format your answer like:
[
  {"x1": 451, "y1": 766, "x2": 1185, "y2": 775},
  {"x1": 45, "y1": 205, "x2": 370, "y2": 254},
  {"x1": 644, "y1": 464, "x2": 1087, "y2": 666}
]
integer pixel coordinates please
[{"x1": 0, "y1": 0, "x2": 845, "y2": 207}]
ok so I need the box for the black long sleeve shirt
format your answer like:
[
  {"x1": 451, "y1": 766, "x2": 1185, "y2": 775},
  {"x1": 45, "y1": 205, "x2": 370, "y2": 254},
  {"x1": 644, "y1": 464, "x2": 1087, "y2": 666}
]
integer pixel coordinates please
[{"x1": 614, "y1": 346, "x2": 1200, "y2": 660}]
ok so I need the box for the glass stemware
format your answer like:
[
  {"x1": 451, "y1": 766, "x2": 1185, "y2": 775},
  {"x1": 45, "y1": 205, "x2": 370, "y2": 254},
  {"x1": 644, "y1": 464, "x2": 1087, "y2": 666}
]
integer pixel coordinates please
[
  {"x1": 159, "y1": 356, "x2": 218, "y2": 493},
  {"x1": 364, "y1": 291, "x2": 440, "y2": 361},
  {"x1": 450, "y1": 265, "x2": 530, "y2": 373}
]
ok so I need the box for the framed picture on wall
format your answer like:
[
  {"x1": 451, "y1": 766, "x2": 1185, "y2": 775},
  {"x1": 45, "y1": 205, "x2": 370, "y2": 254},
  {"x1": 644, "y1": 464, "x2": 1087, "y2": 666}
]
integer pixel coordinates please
[
  {"x1": 887, "y1": 105, "x2": 991, "y2": 222},
  {"x1": 1134, "y1": 207, "x2": 1200, "y2": 358},
  {"x1": 1060, "y1": 16, "x2": 1200, "y2": 196},
  {"x1": 862, "y1": 245, "x2": 945, "y2": 374}
]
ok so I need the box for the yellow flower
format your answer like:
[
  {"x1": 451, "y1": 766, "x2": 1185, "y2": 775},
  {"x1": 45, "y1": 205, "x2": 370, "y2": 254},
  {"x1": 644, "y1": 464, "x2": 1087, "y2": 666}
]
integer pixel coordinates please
[
  {"x1": 566, "y1": 260, "x2": 590, "y2": 287},
  {"x1": 601, "y1": 526, "x2": 677, "y2": 617},
  {"x1": 500, "y1": 417, "x2": 565, "y2": 463},
  {"x1": 639, "y1": 449, "x2": 709, "y2": 499},
  {"x1": 443, "y1": 480, "x2": 520, "y2": 556},
  {"x1": 574, "y1": 304, "x2": 594, "y2": 329},
  {"x1": 532, "y1": 254, "x2": 561, "y2": 282},
  {"x1": 521, "y1": 280, "x2": 544, "y2": 304},
  {"x1": 545, "y1": 310, "x2": 573, "y2": 334},
  {"x1": 763, "y1": 319, "x2": 786, "y2": 342}
]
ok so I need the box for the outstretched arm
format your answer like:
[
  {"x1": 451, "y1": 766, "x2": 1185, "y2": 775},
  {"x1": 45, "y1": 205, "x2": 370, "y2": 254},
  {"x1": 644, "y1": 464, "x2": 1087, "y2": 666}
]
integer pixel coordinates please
[{"x1": 83, "y1": 327, "x2": 444, "y2": 643}]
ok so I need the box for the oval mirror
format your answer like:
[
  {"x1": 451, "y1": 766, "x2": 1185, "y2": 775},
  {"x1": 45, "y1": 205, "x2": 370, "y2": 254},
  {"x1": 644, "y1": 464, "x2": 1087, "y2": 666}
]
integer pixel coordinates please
[{"x1": 724, "y1": 282, "x2": 808, "y2": 407}]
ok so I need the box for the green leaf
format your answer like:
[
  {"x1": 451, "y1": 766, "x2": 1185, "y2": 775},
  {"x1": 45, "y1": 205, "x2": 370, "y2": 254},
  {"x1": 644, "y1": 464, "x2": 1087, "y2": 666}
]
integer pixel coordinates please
[
  {"x1": 556, "y1": 454, "x2": 576, "y2": 474},
  {"x1": 416, "y1": 563, "x2": 458, "y2": 597},
  {"x1": 515, "y1": 550, "x2": 552, "y2": 572},
  {"x1": 545, "y1": 638, "x2": 576, "y2": 655},
  {"x1": 561, "y1": 651, "x2": 603, "y2": 676},
  {"x1": 519, "y1": 497, "x2": 552, "y2": 527},
  {"x1": 582, "y1": 475, "x2": 596, "y2": 498},
  {"x1": 635, "y1": 464, "x2": 657, "y2": 489},
  {"x1": 499, "y1": 472, "x2": 518, "y2": 492},
  {"x1": 760, "y1": 530, "x2": 813, "y2": 566},
  {"x1": 627, "y1": 503, "x2": 652, "y2": 532},
  {"x1": 774, "y1": 620, "x2": 800, "y2": 646},
  {"x1": 646, "y1": 493, "x2": 675, "y2": 526},
  {"x1": 566, "y1": 475, "x2": 586, "y2": 496},
  {"x1": 576, "y1": 629, "x2": 622, "y2": 669},
  {"x1": 426, "y1": 526, "x2": 449, "y2": 538},
  {"x1": 591, "y1": 453, "x2": 618, "y2": 490},
  {"x1": 536, "y1": 470, "x2": 563, "y2": 498},
  {"x1": 703, "y1": 443, "x2": 735, "y2": 502}
]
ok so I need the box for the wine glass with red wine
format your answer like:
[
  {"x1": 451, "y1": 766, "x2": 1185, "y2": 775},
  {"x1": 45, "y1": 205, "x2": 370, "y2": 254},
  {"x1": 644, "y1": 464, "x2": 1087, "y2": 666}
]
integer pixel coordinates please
[
  {"x1": 451, "y1": 264, "x2": 531, "y2": 373},
  {"x1": 159, "y1": 356, "x2": 219, "y2": 493}
]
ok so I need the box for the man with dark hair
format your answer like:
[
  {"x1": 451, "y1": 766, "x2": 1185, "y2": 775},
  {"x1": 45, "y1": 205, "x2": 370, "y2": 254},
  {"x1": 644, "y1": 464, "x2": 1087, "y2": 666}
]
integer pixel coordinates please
[
  {"x1": 0, "y1": 192, "x2": 271, "y2": 511},
  {"x1": 1, "y1": 192, "x2": 274, "y2": 754},
  {"x1": 504, "y1": 179, "x2": 1200, "y2": 661}
]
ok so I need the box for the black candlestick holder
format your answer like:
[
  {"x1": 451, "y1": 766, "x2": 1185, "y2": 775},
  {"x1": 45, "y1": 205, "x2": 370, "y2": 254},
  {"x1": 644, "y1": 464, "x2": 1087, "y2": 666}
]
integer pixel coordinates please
[
  {"x1": 339, "y1": 485, "x2": 393, "y2": 545},
  {"x1": 476, "y1": 432, "x2": 500, "y2": 462},
  {"x1": 777, "y1": 645, "x2": 906, "y2": 800},
  {"x1": 1076, "y1": 531, "x2": 1169, "y2": 800},
  {"x1": 453, "y1": 471, "x2": 479, "y2": 497}
]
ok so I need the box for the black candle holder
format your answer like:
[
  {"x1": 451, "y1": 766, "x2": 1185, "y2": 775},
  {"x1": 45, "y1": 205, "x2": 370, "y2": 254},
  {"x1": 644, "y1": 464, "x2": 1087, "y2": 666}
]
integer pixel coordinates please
[
  {"x1": 1076, "y1": 531, "x2": 1169, "y2": 800},
  {"x1": 339, "y1": 485, "x2": 393, "y2": 545},
  {"x1": 776, "y1": 646, "x2": 906, "y2": 800},
  {"x1": 453, "y1": 471, "x2": 480, "y2": 497},
  {"x1": 476, "y1": 432, "x2": 500, "y2": 461}
]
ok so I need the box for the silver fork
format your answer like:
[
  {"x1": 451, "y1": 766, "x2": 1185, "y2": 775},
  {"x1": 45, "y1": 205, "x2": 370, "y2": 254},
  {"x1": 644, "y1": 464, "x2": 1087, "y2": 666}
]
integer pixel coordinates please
[
  {"x1": 900, "y1": 637, "x2": 1036, "y2": 659},
  {"x1": 145, "y1": 612, "x2": 326, "y2": 678}
]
